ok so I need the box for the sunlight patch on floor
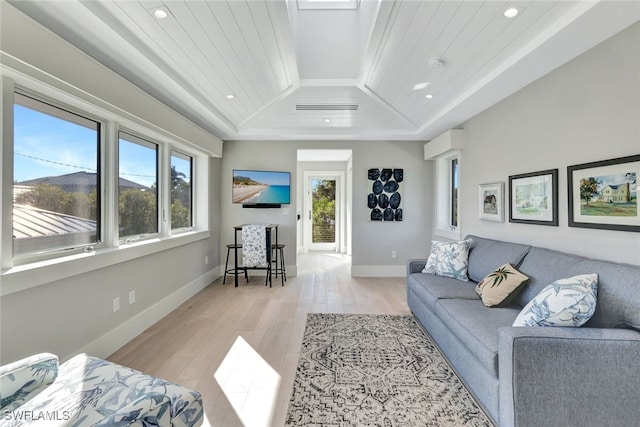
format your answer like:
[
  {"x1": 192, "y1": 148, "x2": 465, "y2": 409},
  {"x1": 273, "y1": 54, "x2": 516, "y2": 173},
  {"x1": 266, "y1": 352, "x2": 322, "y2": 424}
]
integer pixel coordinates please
[{"x1": 213, "y1": 336, "x2": 281, "y2": 427}]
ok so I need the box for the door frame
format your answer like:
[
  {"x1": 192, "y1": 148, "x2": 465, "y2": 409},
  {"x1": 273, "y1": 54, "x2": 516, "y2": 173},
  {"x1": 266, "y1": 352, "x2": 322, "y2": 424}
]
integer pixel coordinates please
[{"x1": 303, "y1": 171, "x2": 345, "y2": 253}]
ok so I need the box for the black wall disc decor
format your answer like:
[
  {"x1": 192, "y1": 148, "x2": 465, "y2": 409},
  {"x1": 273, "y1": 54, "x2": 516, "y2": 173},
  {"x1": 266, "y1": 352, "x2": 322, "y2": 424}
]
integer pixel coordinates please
[{"x1": 368, "y1": 168, "x2": 403, "y2": 221}]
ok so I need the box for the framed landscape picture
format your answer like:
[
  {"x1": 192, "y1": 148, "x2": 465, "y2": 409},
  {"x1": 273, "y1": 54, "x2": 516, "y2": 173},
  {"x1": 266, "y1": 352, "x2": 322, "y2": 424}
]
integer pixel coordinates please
[
  {"x1": 568, "y1": 155, "x2": 639, "y2": 232},
  {"x1": 509, "y1": 169, "x2": 558, "y2": 226},
  {"x1": 478, "y1": 182, "x2": 504, "y2": 222}
]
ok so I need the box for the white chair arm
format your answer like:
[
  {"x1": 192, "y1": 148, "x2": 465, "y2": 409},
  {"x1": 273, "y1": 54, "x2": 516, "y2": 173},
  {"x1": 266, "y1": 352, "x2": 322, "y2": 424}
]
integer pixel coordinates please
[{"x1": 0, "y1": 353, "x2": 59, "y2": 411}]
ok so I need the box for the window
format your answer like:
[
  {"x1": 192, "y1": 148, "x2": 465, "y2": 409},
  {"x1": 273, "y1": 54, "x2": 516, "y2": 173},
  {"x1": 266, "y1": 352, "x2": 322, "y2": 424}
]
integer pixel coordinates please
[
  {"x1": 433, "y1": 151, "x2": 461, "y2": 240},
  {"x1": 424, "y1": 129, "x2": 464, "y2": 239},
  {"x1": 13, "y1": 93, "x2": 101, "y2": 256},
  {"x1": 297, "y1": 0, "x2": 359, "y2": 10},
  {"x1": 3, "y1": 82, "x2": 209, "y2": 277},
  {"x1": 451, "y1": 158, "x2": 459, "y2": 227},
  {"x1": 118, "y1": 132, "x2": 158, "y2": 241},
  {"x1": 170, "y1": 151, "x2": 193, "y2": 230}
]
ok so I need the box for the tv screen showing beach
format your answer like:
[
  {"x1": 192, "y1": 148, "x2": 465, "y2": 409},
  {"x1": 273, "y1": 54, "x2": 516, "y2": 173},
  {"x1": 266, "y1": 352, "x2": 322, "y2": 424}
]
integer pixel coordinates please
[{"x1": 233, "y1": 170, "x2": 291, "y2": 205}]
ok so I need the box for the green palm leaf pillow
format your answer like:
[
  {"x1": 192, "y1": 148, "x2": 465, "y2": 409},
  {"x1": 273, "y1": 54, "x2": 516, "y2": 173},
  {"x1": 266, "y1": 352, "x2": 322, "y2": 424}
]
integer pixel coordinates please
[{"x1": 475, "y1": 263, "x2": 529, "y2": 307}]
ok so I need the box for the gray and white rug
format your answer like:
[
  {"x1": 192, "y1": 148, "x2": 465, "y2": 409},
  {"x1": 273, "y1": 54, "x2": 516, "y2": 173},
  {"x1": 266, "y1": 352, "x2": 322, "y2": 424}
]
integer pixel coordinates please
[{"x1": 285, "y1": 313, "x2": 492, "y2": 427}]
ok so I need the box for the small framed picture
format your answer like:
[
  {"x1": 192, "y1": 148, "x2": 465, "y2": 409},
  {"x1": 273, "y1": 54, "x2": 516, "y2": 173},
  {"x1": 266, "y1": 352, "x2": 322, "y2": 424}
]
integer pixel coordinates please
[
  {"x1": 509, "y1": 169, "x2": 558, "y2": 226},
  {"x1": 568, "y1": 155, "x2": 639, "y2": 232},
  {"x1": 478, "y1": 182, "x2": 504, "y2": 222}
]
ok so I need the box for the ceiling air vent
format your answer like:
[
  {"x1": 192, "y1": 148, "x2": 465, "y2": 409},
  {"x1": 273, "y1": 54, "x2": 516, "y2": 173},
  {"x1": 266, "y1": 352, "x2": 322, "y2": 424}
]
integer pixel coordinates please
[{"x1": 296, "y1": 104, "x2": 359, "y2": 111}]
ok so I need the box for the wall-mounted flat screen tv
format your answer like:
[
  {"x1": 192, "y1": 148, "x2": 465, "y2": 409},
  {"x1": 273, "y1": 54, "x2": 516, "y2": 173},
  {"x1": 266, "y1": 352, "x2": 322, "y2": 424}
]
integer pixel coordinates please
[{"x1": 233, "y1": 169, "x2": 291, "y2": 207}]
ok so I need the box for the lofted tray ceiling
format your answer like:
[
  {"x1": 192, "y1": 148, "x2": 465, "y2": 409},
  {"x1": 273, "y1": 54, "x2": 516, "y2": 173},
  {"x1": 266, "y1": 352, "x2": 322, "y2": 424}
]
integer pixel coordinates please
[{"x1": 9, "y1": 0, "x2": 640, "y2": 141}]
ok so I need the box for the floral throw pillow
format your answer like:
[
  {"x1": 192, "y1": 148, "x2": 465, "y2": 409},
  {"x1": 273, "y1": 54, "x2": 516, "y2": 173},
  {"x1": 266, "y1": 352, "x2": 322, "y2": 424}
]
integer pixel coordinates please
[
  {"x1": 512, "y1": 273, "x2": 598, "y2": 327},
  {"x1": 422, "y1": 239, "x2": 473, "y2": 282},
  {"x1": 475, "y1": 263, "x2": 529, "y2": 307}
]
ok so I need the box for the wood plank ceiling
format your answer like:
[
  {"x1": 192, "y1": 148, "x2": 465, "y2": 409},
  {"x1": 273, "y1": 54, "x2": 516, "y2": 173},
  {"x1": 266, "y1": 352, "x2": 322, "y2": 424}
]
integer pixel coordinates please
[{"x1": 8, "y1": 0, "x2": 640, "y2": 142}]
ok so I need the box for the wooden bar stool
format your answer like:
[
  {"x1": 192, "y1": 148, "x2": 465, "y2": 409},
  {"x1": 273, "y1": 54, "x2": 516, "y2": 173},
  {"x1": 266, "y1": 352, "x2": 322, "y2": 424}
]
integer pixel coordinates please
[
  {"x1": 223, "y1": 244, "x2": 248, "y2": 285},
  {"x1": 271, "y1": 243, "x2": 286, "y2": 285}
]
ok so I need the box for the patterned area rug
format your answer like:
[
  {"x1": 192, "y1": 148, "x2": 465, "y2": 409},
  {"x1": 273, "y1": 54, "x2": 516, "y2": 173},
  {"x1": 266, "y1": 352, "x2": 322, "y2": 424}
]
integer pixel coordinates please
[{"x1": 285, "y1": 314, "x2": 492, "y2": 427}]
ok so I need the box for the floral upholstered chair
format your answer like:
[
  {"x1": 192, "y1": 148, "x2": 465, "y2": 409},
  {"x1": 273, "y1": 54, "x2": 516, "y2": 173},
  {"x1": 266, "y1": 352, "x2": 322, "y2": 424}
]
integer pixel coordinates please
[{"x1": 0, "y1": 352, "x2": 203, "y2": 426}]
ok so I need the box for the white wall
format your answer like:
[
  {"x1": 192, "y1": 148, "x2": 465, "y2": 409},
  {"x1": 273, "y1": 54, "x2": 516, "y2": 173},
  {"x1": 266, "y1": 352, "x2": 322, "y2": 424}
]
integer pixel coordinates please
[
  {"x1": 1, "y1": 157, "x2": 222, "y2": 363},
  {"x1": 221, "y1": 140, "x2": 432, "y2": 277},
  {"x1": 0, "y1": 4, "x2": 223, "y2": 363},
  {"x1": 457, "y1": 22, "x2": 640, "y2": 265},
  {"x1": 350, "y1": 142, "x2": 433, "y2": 275}
]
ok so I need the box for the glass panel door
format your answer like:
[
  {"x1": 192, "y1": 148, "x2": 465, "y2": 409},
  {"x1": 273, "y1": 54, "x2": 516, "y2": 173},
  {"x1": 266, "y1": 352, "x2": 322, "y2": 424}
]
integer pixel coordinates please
[{"x1": 311, "y1": 179, "x2": 336, "y2": 245}]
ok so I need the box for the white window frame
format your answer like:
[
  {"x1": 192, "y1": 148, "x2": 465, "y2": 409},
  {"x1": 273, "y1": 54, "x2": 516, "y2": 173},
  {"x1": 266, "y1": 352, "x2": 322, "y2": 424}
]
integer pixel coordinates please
[
  {"x1": 433, "y1": 150, "x2": 461, "y2": 240},
  {"x1": 1, "y1": 75, "x2": 210, "y2": 295},
  {"x1": 117, "y1": 130, "x2": 160, "y2": 244},
  {"x1": 169, "y1": 150, "x2": 194, "y2": 233},
  {"x1": 11, "y1": 89, "x2": 107, "y2": 262}
]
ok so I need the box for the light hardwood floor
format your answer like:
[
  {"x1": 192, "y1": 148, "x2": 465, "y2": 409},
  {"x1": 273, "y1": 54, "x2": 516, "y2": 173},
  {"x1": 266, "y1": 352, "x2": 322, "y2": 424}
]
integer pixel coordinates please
[{"x1": 108, "y1": 252, "x2": 411, "y2": 427}]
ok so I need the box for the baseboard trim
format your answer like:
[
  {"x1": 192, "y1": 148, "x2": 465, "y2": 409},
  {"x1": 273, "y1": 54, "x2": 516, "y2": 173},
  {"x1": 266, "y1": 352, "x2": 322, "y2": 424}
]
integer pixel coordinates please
[
  {"x1": 74, "y1": 267, "x2": 220, "y2": 361},
  {"x1": 351, "y1": 265, "x2": 406, "y2": 277}
]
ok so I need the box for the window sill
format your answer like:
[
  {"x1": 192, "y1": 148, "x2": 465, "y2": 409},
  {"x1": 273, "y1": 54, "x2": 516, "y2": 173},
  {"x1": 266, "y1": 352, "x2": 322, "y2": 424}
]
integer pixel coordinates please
[
  {"x1": 434, "y1": 227, "x2": 462, "y2": 241},
  {"x1": 1, "y1": 230, "x2": 210, "y2": 296}
]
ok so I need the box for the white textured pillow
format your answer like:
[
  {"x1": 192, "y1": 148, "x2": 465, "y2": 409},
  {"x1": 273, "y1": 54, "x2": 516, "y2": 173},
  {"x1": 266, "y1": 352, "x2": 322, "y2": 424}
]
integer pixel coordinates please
[
  {"x1": 422, "y1": 239, "x2": 473, "y2": 282},
  {"x1": 512, "y1": 273, "x2": 598, "y2": 327}
]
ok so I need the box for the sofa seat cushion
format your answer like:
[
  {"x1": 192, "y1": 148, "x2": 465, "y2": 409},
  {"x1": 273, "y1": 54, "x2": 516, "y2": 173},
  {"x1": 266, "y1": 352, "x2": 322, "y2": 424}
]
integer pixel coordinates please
[
  {"x1": 14, "y1": 353, "x2": 203, "y2": 427},
  {"x1": 435, "y1": 299, "x2": 521, "y2": 376},
  {"x1": 408, "y1": 272, "x2": 480, "y2": 312}
]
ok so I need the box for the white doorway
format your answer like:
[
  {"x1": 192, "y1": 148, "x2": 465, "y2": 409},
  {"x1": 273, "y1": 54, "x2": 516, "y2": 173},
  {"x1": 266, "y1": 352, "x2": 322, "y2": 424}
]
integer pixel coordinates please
[
  {"x1": 303, "y1": 172, "x2": 344, "y2": 251},
  {"x1": 297, "y1": 149, "x2": 352, "y2": 257}
]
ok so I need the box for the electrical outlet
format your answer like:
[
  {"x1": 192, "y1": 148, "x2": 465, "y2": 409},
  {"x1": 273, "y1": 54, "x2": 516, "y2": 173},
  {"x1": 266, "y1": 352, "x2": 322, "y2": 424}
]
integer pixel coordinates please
[
  {"x1": 129, "y1": 290, "x2": 136, "y2": 305},
  {"x1": 113, "y1": 297, "x2": 120, "y2": 313},
  {"x1": 205, "y1": 256, "x2": 209, "y2": 265},
  {"x1": 391, "y1": 250, "x2": 397, "y2": 259}
]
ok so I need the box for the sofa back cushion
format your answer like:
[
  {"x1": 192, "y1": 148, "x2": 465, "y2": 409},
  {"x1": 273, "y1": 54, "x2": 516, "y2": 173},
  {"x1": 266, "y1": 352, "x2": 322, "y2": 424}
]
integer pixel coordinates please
[
  {"x1": 568, "y1": 259, "x2": 640, "y2": 330},
  {"x1": 515, "y1": 247, "x2": 585, "y2": 307},
  {"x1": 465, "y1": 235, "x2": 531, "y2": 283}
]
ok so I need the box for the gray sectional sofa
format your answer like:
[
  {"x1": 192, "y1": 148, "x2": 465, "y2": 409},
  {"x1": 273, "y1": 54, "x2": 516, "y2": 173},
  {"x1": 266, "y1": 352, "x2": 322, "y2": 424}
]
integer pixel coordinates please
[{"x1": 407, "y1": 235, "x2": 640, "y2": 427}]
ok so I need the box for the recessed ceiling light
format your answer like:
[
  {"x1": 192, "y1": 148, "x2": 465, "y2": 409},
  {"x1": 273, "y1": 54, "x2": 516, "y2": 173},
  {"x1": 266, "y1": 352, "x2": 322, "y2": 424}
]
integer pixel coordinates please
[
  {"x1": 425, "y1": 94, "x2": 433, "y2": 99},
  {"x1": 226, "y1": 94, "x2": 235, "y2": 99},
  {"x1": 412, "y1": 82, "x2": 431, "y2": 91},
  {"x1": 153, "y1": 8, "x2": 169, "y2": 19},
  {"x1": 324, "y1": 118, "x2": 331, "y2": 123},
  {"x1": 504, "y1": 7, "x2": 519, "y2": 18}
]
